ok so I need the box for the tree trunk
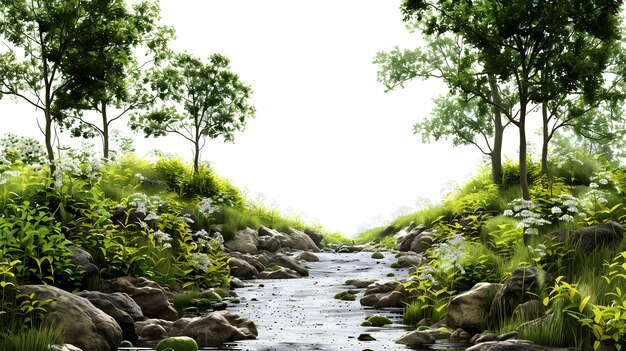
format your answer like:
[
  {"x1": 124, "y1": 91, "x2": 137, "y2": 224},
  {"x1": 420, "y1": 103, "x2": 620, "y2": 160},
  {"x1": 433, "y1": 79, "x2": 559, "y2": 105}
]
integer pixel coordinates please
[
  {"x1": 193, "y1": 138, "x2": 200, "y2": 174},
  {"x1": 44, "y1": 108, "x2": 56, "y2": 176},
  {"x1": 488, "y1": 74, "x2": 504, "y2": 185},
  {"x1": 101, "y1": 101, "x2": 109, "y2": 160},
  {"x1": 540, "y1": 103, "x2": 550, "y2": 177},
  {"x1": 519, "y1": 104, "x2": 530, "y2": 201}
]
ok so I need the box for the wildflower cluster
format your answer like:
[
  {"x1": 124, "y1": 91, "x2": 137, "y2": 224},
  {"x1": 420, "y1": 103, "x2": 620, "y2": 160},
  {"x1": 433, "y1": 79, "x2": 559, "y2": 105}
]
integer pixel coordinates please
[
  {"x1": 546, "y1": 194, "x2": 583, "y2": 223},
  {"x1": 0, "y1": 134, "x2": 47, "y2": 166},
  {"x1": 504, "y1": 199, "x2": 551, "y2": 236},
  {"x1": 429, "y1": 234, "x2": 467, "y2": 274},
  {"x1": 198, "y1": 197, "x2": 219, "y2": 217},
  {"x1": 152, "y1": 230, "x2": 173, "y2": 248},
  {"x1": 54, "y1": 144, "x2": 103, "y2": 187},
  {"x1": 0, "y1": 170, "x2": 20, "y2": 185},
  {"x1": 190, "y1": 253, "x2": 212, "y2": 272}
]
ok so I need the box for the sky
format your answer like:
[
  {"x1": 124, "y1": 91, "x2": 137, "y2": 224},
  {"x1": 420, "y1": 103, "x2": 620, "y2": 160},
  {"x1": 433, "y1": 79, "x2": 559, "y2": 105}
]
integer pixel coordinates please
[{"x1": 0, "y1": 1, "x2": 494, "y2": 236}]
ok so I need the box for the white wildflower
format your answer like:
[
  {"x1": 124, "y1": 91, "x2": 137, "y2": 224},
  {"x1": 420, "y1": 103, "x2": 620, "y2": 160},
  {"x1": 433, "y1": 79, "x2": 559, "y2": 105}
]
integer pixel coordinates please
[
  {"x1": 599, "y1": 178, "x2": 609, "y2": 185},
  {"x1": 0, "y1": 177, "x2": 7, "y2": 185},
  {"x1": 597, "y1": 197, "x2": 608, "y2": 205},
  {"x1": 525, "y1": 228, "x2": 539, "y2": 235},
  {"x1": 191, "y1": 253, "x2": 212, "y2": 272},
  {"x1": 180, "y1": 216, "x2": 195, "y2": 224},
  {"x1": 163, "y1": 243, "x2": 172, "y2": 249},
  {"x1": 503, "y1": 209, "x2": 514, "y2": 217},
  {"x1": 212, "y1": 232, "x2": 224, "y2": 245},
  {"x1": 551, "y1": 207, "x2": 563, "y2": 214},
  {"x1": 589, "y1": 182, "x2": 599, "y2": 189},
  {"x1": 520, "y1": 210, "x2": 532, "y2": 218},
  {"x1": 567, "y1": 207, "x2": 579, "y2": 214},
  {"x1": 145, "y1": 212, "x2": 159, "y2": 221},
  {"x1": 199, "y1": 197, "x2": 219, "y2": 217},
  {"x1": 559, "y1": 214, "x2": 574, "y2": 222},
  {"x1": 153, "y1": 230, "x2": 172, "y2": 243}
]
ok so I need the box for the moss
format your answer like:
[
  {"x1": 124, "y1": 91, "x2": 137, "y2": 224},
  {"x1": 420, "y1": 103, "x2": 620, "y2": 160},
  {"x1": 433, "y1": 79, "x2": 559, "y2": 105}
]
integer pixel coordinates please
[
  {"x1": 371, "y1": 252, "x2": 385, "y2": 259},
  {"x1": 361, "y1": 321, "x2": 373, "y2": 326},
  {"x1": 344, "y1": 279, "x2": 354, "y2": 285},
  {"x1": 195, "y1": 298, "x2": 213, "y2": 309},
  {"x1": 334, "y1": 291, "x2": 356, "y2": 301},
  {"x1": 156, "y1": 336, "x2": 198, "y2": 351},
  {"x1": 365, "y1": 315, "x2": 392, "y2": 327},
  {"x1": 386, "y1": 272, "x2": 395, "y2": 277},
  {"x1": 390, "y1": 262, "x2": 401, "y2": 269},
  {"x1": 265, "y1": 265, "x2": 283, "y2": 272}
]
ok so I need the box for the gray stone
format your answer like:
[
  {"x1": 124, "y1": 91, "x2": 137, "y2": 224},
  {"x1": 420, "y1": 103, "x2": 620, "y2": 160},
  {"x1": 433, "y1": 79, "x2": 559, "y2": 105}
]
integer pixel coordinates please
[
  {"x1": 466, "y1": 339, "x2": 569, "y2": 351},
  {"x1": 347, "y1": 278, "x2": 377, "y2": 288},
  {"x1": 270, "y1": 255, "x2": 309, "y2": 277},
  {"x1": 68, "y1": 245, "x2": 99, "y2": 286},
  {"x1": 258, "y1": 235, "x2": 281, "y2": 252},
  {"x1": 257, "y1": 267, "x2": 300, "y2": 279},
  {"x1": 395, "y1": 330, "x2": 436, "y2": 346},
  {"x1": 304, "y1": 230, "x2": 324, "y2": 249},
  {"x1": 288, "y1": 228, "x2": 321, "y2": 252},
  {"x1": 76, "y1": 291, "x2": 138, "y2": 341},
  {"x1": 447, "y1": 282, "x2": 503, "y2": 333},
  {"x1": 450, "y1": 328, "x2": 472, "y2": 343},
  {"x1": 230, "y1": 277, "x2": 245, "y2": 289},
  {"x1": 474, "y1": 333, "x2": 498, "y2": 343},
  {"x1": 570, "y1": 221, "x2": 624, "y2": 253},
  {"x1": 512, "y1": 299, "x2": 546, "y2": 321},
  {"x1": 228, "y1": 252, "x2": 266, "y2": 272},
  {"x1": 396, "y1": 253, "x2": 425, "y2": 268},
  {"x1": 100, "y1": 276, "x2": 178, "y2": 321},
  {"x1": 397, "y1": 225, "x2": 428, "y2": 252},
  {"x1": 225, "y1": 227, "x2": 259, "y2": 254},
  {"x1": 135, "y1": 318, "x2": 172, "y2": 340},
  {"x1": 18, "y1": 285, "x2": 122, "y2": 351},
  {"x1": 228, "y1": 257, "x2": 259, "y2": 279},
  {"x1": 76, "y1": 291, "x2": 143, "y2": 321},
  {"x1": 409, "y1": 231, "x2": 434, "y2": 253},
  {"x1": 168, "y1": 311, "x2": 257, "y2": 346},
  {"x1": 295, "y1": 251, "x2": 320, "y2": 262}
]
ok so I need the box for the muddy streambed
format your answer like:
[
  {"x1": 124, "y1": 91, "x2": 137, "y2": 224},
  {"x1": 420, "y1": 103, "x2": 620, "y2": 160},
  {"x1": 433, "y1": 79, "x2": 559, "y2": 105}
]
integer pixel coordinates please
[{"x1": 123, "y1": 251, "x2": 467, "y2": 351}]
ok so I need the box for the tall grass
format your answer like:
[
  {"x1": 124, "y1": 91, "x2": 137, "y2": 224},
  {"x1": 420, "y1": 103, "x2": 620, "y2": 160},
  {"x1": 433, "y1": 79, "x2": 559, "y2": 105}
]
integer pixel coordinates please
[{"x1": 0, "y1": 324, "x2": 64, "y2": 351}]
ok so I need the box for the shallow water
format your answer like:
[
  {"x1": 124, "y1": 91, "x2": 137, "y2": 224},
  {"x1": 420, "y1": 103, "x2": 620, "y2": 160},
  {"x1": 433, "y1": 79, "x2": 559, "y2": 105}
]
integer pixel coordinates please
[{"x1": 122, "y1": 251, "x2": 465, "y2": 351}]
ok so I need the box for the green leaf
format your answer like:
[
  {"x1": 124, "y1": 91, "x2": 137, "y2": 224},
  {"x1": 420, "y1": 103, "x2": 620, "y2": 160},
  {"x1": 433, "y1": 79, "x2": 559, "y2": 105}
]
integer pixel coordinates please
[{"x1": 579, "y1": 295, "x2": 591, "y2": 313}]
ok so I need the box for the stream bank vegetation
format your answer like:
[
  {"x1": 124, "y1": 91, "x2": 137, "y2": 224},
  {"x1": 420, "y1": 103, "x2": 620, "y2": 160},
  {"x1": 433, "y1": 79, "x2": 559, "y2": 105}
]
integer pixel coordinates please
[{"x1": 356, "y1": 143, "x2": 626, "y2": 349}]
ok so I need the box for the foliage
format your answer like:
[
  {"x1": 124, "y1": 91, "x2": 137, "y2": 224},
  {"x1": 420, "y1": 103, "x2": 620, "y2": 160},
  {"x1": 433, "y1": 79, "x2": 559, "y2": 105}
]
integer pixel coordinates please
[{"x1": 131, "y1": 52, "x2": 256, "y2": 173}]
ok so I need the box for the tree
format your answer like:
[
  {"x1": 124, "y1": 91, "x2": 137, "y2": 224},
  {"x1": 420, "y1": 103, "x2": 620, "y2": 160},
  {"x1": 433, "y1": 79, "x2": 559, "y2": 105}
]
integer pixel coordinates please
[
  {"x1": 52, "y1": 0, "x2": 174, "y2": 160},
  {"x1": 130, "y1": 53, "x2": 255, "y2": 173},
  {"x1": 0, "y1": 0, "x2": 138, "y2": 172},
  {"x1": 402, "y1": 0, "x2": 623, "y2": 199},
  {"x1": 374, "y1": 35, "x2": 514, "y2": 184}
]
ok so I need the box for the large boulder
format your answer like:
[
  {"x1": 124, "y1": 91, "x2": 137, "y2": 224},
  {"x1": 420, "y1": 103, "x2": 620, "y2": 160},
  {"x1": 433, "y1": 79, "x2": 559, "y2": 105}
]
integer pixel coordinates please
[
  {"x1": 168, "y1": 311, "x2": 258, "y2": 346},
  {"x1": 489, "y1": 267, "x2": 554, "y2": 323},
  {"x1": 295, "y1": 251, "x2": 320, "y2": 262},
  {"x1": 569, "y1": 221, "x2": 624, "y2": 253},
  {"x1": 304, "y1": 229, "x2": 324, "y2": 249},
  {"x1": 257, "y1": 267, "x2": 300, "y2": 279},
  {"x1": 447, "y1": 283, "x2": 503, "y2": 333},
  {"x1": 259, "y1": 226, "x2": 294, "y2": 250},
  {"x1": 396, "y1": 225, "x2": 427, "y2": 252},
  {"x1": 395, "y1": 252, "x2": 426, "y2": 268},
  {"x1": 395, "y1": 330, "x2": 436, "y2": 346},
  {"x1": 409, "y1": 231, "x2": 434, "y2": 253},
  {"x1": 228, "y1": 257, "x2": 259, "y2": 279},
  {"x1": 18, "y1": 285, "x2": 123, "y2": 351},
  {"x1": 68, "y1": 245, "x2": 99, "y2": 286},
  {"x1": 258, "y1": 235, "x2": 281, "y2": 252},
  {"x1": 466, "y1": 339, "x2": 568, "y2": 351},
  {"x1": 135, "y1": 318, "x2": 173, "y2": 340},
  {"x1": 360, "y1": 281, "x2": 407, "y2": 308},
  {"x1": 225, "y1": 227, "x2": 259, "y2": 254},
  {"x1": 228, "y1": 252, "x2": 266, "y2": 272},
  {"x1": 270, "y1": 255, "x2": 309, "y2": 277},
  {"x1": 77, "y1": 291, "x2": 143, "y2": 342},
  {"x1": 100, "y1": 276, "x2": 178, "y2": 321},
  {"x1": 288, "y1": 228, "x2": 321, "y2": 252}
]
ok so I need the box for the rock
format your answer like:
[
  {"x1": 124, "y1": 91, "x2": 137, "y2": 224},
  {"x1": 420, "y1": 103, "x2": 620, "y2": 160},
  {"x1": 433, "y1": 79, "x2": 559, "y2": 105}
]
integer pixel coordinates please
[
  {"x1": 257, "y1": 267, "x2": 300, "y2": 279},
  {"x1": 489, "y1": 267, "x2": 554, "y2": 324},
  {"x1": 466, "y1": 339, "x2": 565, "y2": 351},
  {"x1": 512, "y1": 299, "x2": 545, "y2": 321},
  {"x1": 288, "y1": 227, "x2": 321, "y2": 252},
  {"x1": 365, "y1": 315, "x2": 392, "y2": 326},
  {"x1": 68, "y1": 245, "x2": 99, "y2": 286},
  {"x1": 258, "y1": 235, "x2": 281, "y2": 252},
  {"x1": 447, "y1": 282, "x2": 503, "y2": 333},
  {"x1": 371, "y1": 252, "x2": 385, "y2": 259},
  {"x1": 395, "y1": 253, "x2": 425, "y2": 268},
  {"x1": 347, "y1": 278, "x2": 378, "y2": 288},
  {"x1": 135, "y1": 319, "x2": 172, "y2": 340},
  {"x1": 225, "y1": 227, "x2": 259, "y2": 254},
  {"x1": 168, "y1": 311, "x2": 257, "y2": 346},
  {"x1": 304, "y1": 229, "x2": 324, "y2": 249},
  {"x1": 570, "y1": 221, "x2": 624, "y2": 253},
  {"x1": 397, "y1": 225, "x2": 427, "y2": 252},
  {"x1": 409, "y1": 231, "x2": 434, "y2": 253},
  {"x1": 18, "y1": 285, "x2": 122, "y2": 351},
  {"x1": 358, "y1": 333, "x2": 376, "y2": 341},
  {"x1": 77, "y1": 291, "x2": 139, "y2": 341},
  {"x1": 395, "y1": 330, "x2": 436, "y2": 346},
  {"x1": 230, "y1": 277, "x2": 245, "y2": 289},
  {"x1": 497, "y1": 331, "x2": 520, "y2": 341},
  {"x1": 335, "y1": 291, "x2": 357, "y2": 301},
  {"x1": 77, "y1": 291, "x2": 144, "y2": 321},
  {"x1": 335, "y1": 245, "x2": 362, "y2": 253},
  {"x1": 270, "y1": 255, "x2": 309, "y2": 277},
  {"x1": 100, "y1": 276, "x2": 178, "y2": 321},
  {"x1": 228, "y1": 257, "x2": 259, "y2": 279},
  {"x1": 228, "y1": 252, "x2": 266, "y2": 272},
  {"x1": 474, "y1": 333, "x2": 497, "y2": 343},
  {"x1": 295, "y1": 251, "x2": 320, "y2": 262},
  {"x1": 360, "y1": 281, "x2": 407, "y2": 308},
  {"x1": 156, "y1": 336, "x2": 198, "y2": 351},
  {"x1": 450, "y1": 328, "x2": 472, "y2": 343}
]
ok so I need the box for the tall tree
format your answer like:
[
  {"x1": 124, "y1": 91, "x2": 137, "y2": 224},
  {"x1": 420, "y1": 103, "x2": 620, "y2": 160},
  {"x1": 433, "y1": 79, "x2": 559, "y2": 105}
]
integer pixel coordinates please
[
  {"x1": 374, "y1": 35, "x2": 514, "y2": 184},
  {"x1": 130, "y1": 53, "x2": 255, "y2": 173},
  {"x1": 52, "y1": 0, "x2": 174, "y2": 160},
  {"x1": 402, "y1": 0, "x2": 623, "y2": 199}
]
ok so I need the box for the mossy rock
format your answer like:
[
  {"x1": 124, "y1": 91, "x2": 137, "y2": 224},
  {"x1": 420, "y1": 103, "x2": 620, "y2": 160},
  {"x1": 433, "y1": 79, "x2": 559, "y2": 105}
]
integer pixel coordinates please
[
  {"x1": 199, "y1": 291, "x2": 222, "y2": 301},
  {"x1": 417, "y1": 325, "x2": 430, "y2": 331},
  {"x1": 119, "y1": 340, "x2": 134, "y2": 347},
  {"x1": 195, "y1": 298, "x2": 213, "y2": 309},
  {"x1": 361, "y1": 321, "x2": 373, "y2": 327},
  {"x1": 334, "y1": 291, "x2": 356, "y2": 301},
  {"x1": 365, "y1": 315, "x2": 392, "y2": 327},
  {"x1": 344, "y1": 279, "x2": 354, "y2": 285},
  {"x1": 386, "y1": 272, "x2": 395, "y2": 277},
  {"x1": 371, "y1": 252, "x2": 385, "y2": 259},
  {"x1": 230, "y1": 297, "x2": 241, "y2": 304},
  {"x1": 390, "y1": 262, "x2": 401, "y2": 269},
  {"x1": 156, "y1": 336, "x2": 198, "y2": 351},
  {"x1": 265, "y1": 265, "x2": 283, "y2": 272}
]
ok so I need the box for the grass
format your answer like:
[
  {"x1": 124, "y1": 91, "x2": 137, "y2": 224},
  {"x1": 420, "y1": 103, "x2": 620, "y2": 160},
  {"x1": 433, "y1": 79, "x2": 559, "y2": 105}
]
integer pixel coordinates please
[
  {"x1": 0, "y1": 324, "x2": 64, "y2": 351},
  {"x1": 322, "y1": 232, "x2": 352, "y2": 246}
]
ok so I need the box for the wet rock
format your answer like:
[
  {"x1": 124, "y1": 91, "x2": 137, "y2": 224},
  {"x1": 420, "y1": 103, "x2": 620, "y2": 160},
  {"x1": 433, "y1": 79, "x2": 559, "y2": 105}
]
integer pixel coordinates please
[
  {"x1": 225, "y1": 227, "x2": 259, "y2": 254},
  {"x1": 49, "y1": 344, "x2": 83, "y2": 351},
  {"x1": 567, "y1": 221, "x2": 623, "y2": 253},
  {"x1": 168, "y1": 311, "x2": 257, "y2": 346},
  {"x1": 397, "y1": 225, "x2": 428, "y2": 251},
  {"x1": 358, "y1": 333, "x2": 376, "y2": 341},
  {"x1": 100, "y1": 276, "x2": 178, "y2": 321},
  {"x1": 257, "y1": 267, "x2": 300, "y2": 279},
  {"x1": 18, "y1": 285, "x2": 122, "y2": 351},
  {"x1": 135, "y1": 319, "x2": 173, "y2": 340},
  {"x1": 489, "y1": 267, "x2": 553, "y2": 324},
  {"x1": 410, "y1": 231, "x2": 434, "y2": 253},
  {"x1": 466, "y1": 339, "x2": 564, "y2": 351},
  {"x1": 497, "y1": 331, "x2": 519, "y2": 341},
  {"x1": 270, "y1": 255, "x2": 309, "y2": 277},
  {"x1": 156, "y1": 336, "x2": 198, "y2": 351},
  {"x1": 347, "y1": 278, "x2": 378, "y2": 288},
  {"x1": 360, "y1": 281, "x2": 407, "y2": 308},
  {"x1": 288, "y1": 228, "x2": 321, "y2": 252},
  {"x1": 295, "y1": 251, "x2": 320, "y2": 262},
  {"x1": 258, "y1": 235, "x2": 281, "y2": 252},
  {"x1": 395, "y1": 330, "x2": 436, "y2": 346},
  {"x1": 365, "y1": 315, "x2": 392, "y2": 326},
  {"x1": 395, "y1": 252, "x2": 425, "y2": 268},
  {"x1": 228, "y1": 252, "x2": 266, "y2": 272},
  {"x1": 447, "y1": 282, "x2": 502, "y2": 333},
  {"x1": 228, "y1": 257, "x2": 259, "y2": 279},
  {"x1": 473, "y1": 333, "x2": 497, "y2": 343},
  {"x1": 77, "y1": 291, "x2": 143, "y2": 321},
  {"x1": 304, "y1": 229, "x2": 324, "y2": 249},
  {"x1": 336, "y1": 245, "x2": 362, "y2": 253},
  {"x1": 335, "y1": 291, "x2": 357, "y2": 301},
  {"x1": 76, "y1": 291, "x2": 139, "y2": 341},
  {"x1": 512, "y1": 299, "x2": 545, "y2": 321},
  {"x1": 450, "y1": 328, "x2": 472, "y2": 343},
  {"x1": 230, "y1": 278, "x2": 245, "y2": 289}
]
